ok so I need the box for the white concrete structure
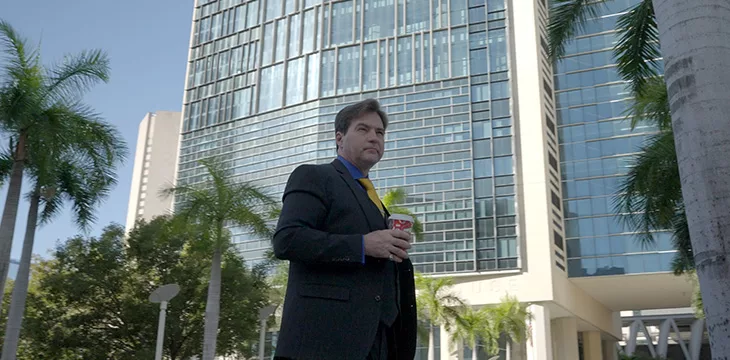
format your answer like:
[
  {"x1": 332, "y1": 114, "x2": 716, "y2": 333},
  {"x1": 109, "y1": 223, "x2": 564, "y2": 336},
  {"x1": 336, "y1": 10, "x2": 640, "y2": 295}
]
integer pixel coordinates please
[{"x1": 125, "y1": 111, "x2": 182, "y2": 232}]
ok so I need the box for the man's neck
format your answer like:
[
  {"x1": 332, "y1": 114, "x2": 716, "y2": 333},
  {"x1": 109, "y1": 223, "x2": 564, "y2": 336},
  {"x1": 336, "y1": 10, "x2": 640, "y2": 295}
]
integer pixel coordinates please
[{"x1": 338, "y1": 154, "x2": 370, "y2": 177}]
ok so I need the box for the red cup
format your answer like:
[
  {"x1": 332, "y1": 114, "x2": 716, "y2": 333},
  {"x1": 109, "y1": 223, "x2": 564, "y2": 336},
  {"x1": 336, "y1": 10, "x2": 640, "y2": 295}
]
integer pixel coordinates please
[{"x1": 388, "y1": 214, "x2": 414, "y2": 235}]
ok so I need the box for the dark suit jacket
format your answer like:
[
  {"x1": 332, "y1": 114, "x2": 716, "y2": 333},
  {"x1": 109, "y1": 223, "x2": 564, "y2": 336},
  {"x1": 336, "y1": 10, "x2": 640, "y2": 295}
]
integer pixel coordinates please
[{"x1": 272, "y1": 159, "x2": 417, "y2": 360}]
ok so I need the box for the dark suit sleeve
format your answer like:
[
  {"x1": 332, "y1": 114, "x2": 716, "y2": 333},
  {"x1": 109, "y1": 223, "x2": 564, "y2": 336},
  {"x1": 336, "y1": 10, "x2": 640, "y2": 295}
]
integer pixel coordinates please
[{"x1": 272, "y1": 164, "x2": 364, "y2": 265}]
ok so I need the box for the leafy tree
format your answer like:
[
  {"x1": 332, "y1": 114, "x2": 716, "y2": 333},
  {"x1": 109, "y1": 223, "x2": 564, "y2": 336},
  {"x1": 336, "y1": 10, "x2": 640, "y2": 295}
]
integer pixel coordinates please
[
  {"x1": 162, "y1": 159, "x2": 279, "y2": 360},
  {"x1": 0, "y1": 19, "x2": 116, "y2": 314},
  {"x1": 12, "y1": 217, "x2": 270, "y2": 359}
]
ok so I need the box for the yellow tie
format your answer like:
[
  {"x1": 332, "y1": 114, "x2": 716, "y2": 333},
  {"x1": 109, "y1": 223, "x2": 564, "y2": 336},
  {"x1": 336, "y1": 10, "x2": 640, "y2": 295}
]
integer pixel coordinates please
[{"x1": 358, "y1": 178, "x2": 385, "y2": 217}]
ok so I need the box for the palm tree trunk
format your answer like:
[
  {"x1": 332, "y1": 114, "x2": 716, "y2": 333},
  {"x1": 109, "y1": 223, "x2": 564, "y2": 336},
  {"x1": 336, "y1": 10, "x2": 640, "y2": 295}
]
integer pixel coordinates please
[
  {"x1": 651, "y1": 0, "x2": 730, "y2": 355},
  {"x1": 202, "y1": 246, "x2": 223, "y2": 360},
  {"x1": 0, "y1": 135, "x2": 26, "y2": 311},
  {"x1": 1, "y1": 190, "x2": 38, "y2": 360},
  {"x1": 472, "y1": 344, "x2": 478, "y2": 360},
  {"x1": 427, "y1": 326, "x2": 435, "y2": 360}
]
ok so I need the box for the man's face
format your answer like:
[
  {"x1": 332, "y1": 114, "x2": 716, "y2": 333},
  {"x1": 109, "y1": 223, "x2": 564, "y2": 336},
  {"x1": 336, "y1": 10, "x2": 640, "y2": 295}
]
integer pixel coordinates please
[{"x1": 336, "y1": 111, "x2": 385, "y2": 173}]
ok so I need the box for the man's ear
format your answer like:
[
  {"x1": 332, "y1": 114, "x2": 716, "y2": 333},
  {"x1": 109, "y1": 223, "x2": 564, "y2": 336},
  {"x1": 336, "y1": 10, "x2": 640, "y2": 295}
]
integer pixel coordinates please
[{"x1": 335, "y1": 131, "x2": 343, "y2": 148}]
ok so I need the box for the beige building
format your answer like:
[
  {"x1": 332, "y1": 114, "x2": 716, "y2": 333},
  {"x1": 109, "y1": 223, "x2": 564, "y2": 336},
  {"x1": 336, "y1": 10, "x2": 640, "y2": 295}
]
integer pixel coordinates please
[{"x1": 125, "y1": 111, "x2": 183, "y2": 232}]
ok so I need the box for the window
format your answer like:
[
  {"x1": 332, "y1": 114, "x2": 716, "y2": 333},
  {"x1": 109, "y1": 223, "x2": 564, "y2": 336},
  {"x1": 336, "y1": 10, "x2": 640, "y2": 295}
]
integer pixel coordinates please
[
  {"x1": 554, "y1": 231, "x2": 564, "y2": 250},
  {"x1": 262, "y1": 23, "x2": 274, "y2": 65},
  {"x1": 488, "y1": 28, "x2": 507, "y2": 72},
  {"x1": 451, "y1": 27, "x2": 468, "y2": 77},
  {"x1": 362, "y1": 42, "x2": 378, "y2": 91},
  {"x1": 406, "y1": 0, "x2": 429, "y2": 33},
  {"x1": 450, "y1": 0, "x2": 468, "y2": 25},
  {"x1": 265, "y1": 0, "x2": 282, "y2": 21},
  {"x1": 551, "y1": 190, "x2": 561, "y2": 210},
  {"x1": 259, "y1": 64, "x2": 284, "y2": 112},
  {"x1": 364, "y1": 0, "x2": 395, "y2": 40},
  {"x1": 306, "y1": 53, "x2": 320, "y2": 100},
  {"x1": 548, "y1": 152, "x2": 558, "y2": 171},
  {"x1": 337, "y1": 46, "x2": 360, "y2": 94},
  {"x1": 275, "y1": 18, "x2": 287, "y2": 62},
  {"x1": 289, "y1": 14, "x2": 301, "y2": 58},
  {"x1": 474, "y1": 158, "x2": 493, "y2": 178},
  {"x1": 320, "y1": 50, "x2": 336, "y2": 97},
  {"x1": 494, "y1": 156, "x2": 512, "y2": 175},
  {"x1": 470, "y1": 49, "x2": 488, "y2": 75},
  {"x1": 473, "y1": 139, "x2": 491, "y2": 158},
  {"x1": 474, "y1": 178, "x2": 494, "y2": 198},
  {"x1": 432, "y1": 30, "x2": 449, "y2": 80},
  {"x1": 286, "y1": 58, "x2": 304, "y2": 105},
  {"x1": 490, "y1": 80, "x2": 510, "y2": 99},
  {"x1": 473, "y1": 121, "x2": 492, "y2": 139},
  {"x1": 397, "y1": 37, "x2": 413, "y2": 85},
  {"x1": 331, "y1": 1, "x2": 354, "y2": 45},
  {"x1": 493, "y1": 137, "x2": 512, "y2": 156},
  {"x1": 303, "y1": 9, "x2": 316, "y2": 53}
]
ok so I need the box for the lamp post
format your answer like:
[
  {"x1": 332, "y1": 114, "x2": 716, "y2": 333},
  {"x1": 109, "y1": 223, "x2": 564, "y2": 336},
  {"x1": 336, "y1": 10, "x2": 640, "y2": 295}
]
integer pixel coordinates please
[
  {"x1": 257, "y1": 305, "x2": 277, "y2": 360},
  {"x1": 149, "y1": 284, "x2": 180, "y2": 360}
]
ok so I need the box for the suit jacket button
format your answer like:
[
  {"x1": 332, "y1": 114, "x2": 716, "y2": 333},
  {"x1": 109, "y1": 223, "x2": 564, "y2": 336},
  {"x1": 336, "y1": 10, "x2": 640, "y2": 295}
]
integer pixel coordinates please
[{"x1": 375, "y1": 295, "x2": 381, "y2": 302}]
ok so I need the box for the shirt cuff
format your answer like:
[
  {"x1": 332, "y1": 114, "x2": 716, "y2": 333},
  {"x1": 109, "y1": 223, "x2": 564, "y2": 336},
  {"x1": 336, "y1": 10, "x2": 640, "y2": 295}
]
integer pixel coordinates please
[{"x1": 362, "y1": 235, "x2": 365, "y2": 264}]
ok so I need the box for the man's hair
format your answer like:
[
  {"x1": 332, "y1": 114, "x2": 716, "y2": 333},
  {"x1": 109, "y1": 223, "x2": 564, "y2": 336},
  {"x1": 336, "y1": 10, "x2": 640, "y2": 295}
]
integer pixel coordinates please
[{"x1": 335, "y1": 98, "x2": 389, "y2": 138}]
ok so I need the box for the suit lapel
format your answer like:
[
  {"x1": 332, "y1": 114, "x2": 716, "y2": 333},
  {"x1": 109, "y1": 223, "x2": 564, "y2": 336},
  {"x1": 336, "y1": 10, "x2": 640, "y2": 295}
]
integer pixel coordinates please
[{"x1": 331, "y1": 159, "x2": 387, "y2": 230}]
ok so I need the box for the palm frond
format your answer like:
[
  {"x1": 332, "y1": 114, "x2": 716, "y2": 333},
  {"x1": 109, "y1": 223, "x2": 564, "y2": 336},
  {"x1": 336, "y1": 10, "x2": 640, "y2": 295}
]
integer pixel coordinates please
[
  {"x1": 626, "y1": 76, "x2": 670, "y2": 130},
  {"x1": 382, "y1": 188, "x2": 407, "y2": 207},
  {"x1": 547, "y1": 0, "x2": 607, "y2": 60},
  {"x1": 0, "y1": 20, "x2": 41, "y2": 83},
  {"x1": 670, "y1": 205, "x2": 693, "y2": 275},
  {"x1": 166, "y1": 158, "x2": 280, "y2": 249},
  {"x1": 614, "y1": 0, "x2": 660, "y2": 95},
  {"x1": 0, "y1": 139, "x2": 15, "y2": 185},
  {"x1": 44, "y1": 49, "x2": 110, "y2": 103},
  {"x1": 613, "y1": 130, "x2": 681, "y2": 248}
]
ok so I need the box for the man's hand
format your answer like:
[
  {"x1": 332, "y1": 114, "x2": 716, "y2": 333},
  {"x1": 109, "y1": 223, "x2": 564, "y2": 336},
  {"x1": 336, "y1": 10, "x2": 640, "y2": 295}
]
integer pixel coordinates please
[{"x1": 364, "y1": 229, "x2": 412, "y2": 262}]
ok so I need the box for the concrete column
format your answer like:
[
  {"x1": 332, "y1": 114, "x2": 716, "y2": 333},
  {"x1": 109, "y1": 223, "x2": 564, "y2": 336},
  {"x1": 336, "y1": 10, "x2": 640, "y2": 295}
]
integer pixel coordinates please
[
  {"x1": 582, "y1": 331, "x2": 602, "y2": 360},
  {"x1": 689, "y1": 319, "x2": 705, "y2": 360},
  {"x1": 656, "y1": 319, "x2": 672, "y2": 358},
  {"x1": 602, "y1": 340, "x2": 618, "y2": 360},
  {"x1": 551, "y1": 317, "x2": 579, "y2": 360},
  {"x1": 526, "y1": 304, "x2": 552, "y2": 360},
  {"x1": 440, "y1": 324, "x2": 461, "y2": 360}
]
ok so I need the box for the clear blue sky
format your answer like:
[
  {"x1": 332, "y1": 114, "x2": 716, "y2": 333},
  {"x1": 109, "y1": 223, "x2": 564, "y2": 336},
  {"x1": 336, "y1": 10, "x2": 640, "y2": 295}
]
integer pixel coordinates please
[{"x1": 2, "y1": 0, "x2": 194, "y2": 259}]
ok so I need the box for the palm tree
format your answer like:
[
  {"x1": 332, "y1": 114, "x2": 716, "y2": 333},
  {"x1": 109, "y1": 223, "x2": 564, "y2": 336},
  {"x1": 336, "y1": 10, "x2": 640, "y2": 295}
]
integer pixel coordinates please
[
  {"x1": 0, "y1": 141, "x2": 123, "y2": 359},
  {"x1": 0, "y1": 19, "x2": 111, "y2": 309},
  {"x1": 488, "y1": 295, "x2": 531, "y2": 357},
  {"x1": 415, "y1": 272, "x2": 465, "y2": 360},
  {"x1": 549, "y1": 0, "x2": 730, "y2": 352},
  {"x1": 162, "y1": 159, "x2": 279, "y2": 360},
  {"x1": 451, "y1": 296, "x2": 530, "y2": 360},
  {"x1": 451, "y1": 306, "x2": 491, "y2": 360},
  {"x1": 382, "y1": 188, "x2": 424, "y2": 240}
]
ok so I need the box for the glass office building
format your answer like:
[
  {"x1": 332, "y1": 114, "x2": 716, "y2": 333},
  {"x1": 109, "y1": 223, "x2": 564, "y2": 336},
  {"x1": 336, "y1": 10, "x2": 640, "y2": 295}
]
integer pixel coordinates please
[
  {"x1": 553, "y1": 0, "x2": 676, "y2": 277},
  {"x1": 178, "y1": 0, "x2": 524, "y2": 273}
]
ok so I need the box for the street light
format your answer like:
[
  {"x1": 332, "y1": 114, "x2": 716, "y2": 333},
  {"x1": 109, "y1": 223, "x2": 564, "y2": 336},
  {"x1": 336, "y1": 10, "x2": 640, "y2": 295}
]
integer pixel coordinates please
[
  {"x1": 149, "y1": 284, "x2": 180, "y2": 360},
  {"x1": 257, "y1": 305, "x2": 277, "y2": 360}
]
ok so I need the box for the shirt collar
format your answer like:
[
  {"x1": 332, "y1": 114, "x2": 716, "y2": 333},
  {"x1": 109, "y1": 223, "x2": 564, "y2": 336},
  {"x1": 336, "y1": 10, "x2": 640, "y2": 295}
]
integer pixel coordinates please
[{"x1": 337, "y1": 155, "x2": 365, "y2": 180}]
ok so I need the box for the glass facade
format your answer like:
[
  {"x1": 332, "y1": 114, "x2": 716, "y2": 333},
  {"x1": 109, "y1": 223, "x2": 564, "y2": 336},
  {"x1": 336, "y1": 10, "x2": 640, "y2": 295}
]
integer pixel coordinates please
[
  {"x1": 178, "y1": 0, "x2": 519, "y2": 273},
  {"x1": 553, "y1": 0, "x2": 676, "y2": 277}
]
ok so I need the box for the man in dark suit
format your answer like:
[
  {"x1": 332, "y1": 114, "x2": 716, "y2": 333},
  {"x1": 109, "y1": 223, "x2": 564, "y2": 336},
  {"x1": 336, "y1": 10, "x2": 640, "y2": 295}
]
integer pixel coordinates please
[{"x1": 272, "y1": 99, "x2": 418, "y2": 360}]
